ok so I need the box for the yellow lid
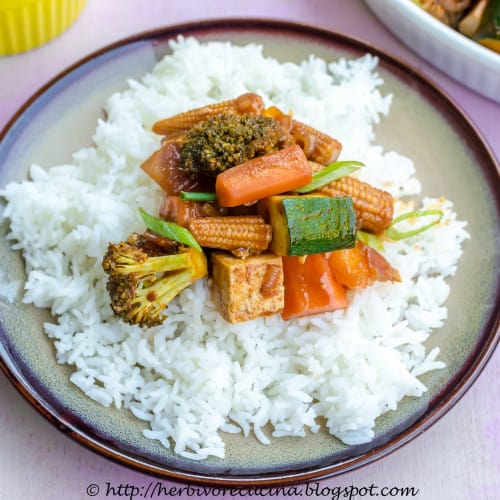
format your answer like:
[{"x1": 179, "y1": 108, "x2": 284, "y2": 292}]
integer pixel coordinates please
[
  {"x1": 0, "y1": 0, "x2": 38, "y2": 9},
  {"x1": 0, "y1": 0, "x2": 87, "y2": 55}
]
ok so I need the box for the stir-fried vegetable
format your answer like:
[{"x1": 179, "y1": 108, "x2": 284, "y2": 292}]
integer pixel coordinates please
[
  {"x1": 215, "y1": 144, "x2": 312, "y2": 207},
  {"x1": 188, "y1": 215, "x2": 272, "y2": 258},
  {"x1": 281, "y1": 253, "x2": 349, "y2": 320},
  {"x1": 102, "y1": 233, "x2": 207, "y2": 327},
  {"x1": 140, "y1": 142, "x2": 212, "y2": 195},
  {"x1": 152, "y1": 93, "x2": 265, "y2": 135},
  {"x1": 258, "y1": 195, "x2": 356, "y2": 256},
  {"x1": 318, "y1": 175, "x2": 394, "y2": 233},
  {"x1": 328, "y1": 240, "x2": 401, "y2": 288},
  {"x1": 385, "y1": 209, "x2": 444, "y2": 240},
  {"x1": 139, "y1": 208, "x2": 202, "y2": 251},
  {"x1": 293, "y1": 160, "x2": 364, "y2": 193},
  {"x1": 180, "y1": 113, "x2": 293, "y2": 177},
  {"x1": 180, "y1": 191, "x2": 217, "y2": 202},
  {"x1": 355, "y1": 209, "x2": 445, "y2": 252},
  {"x1": 101, "y1": 92, "x2": 447, "y2": 326}
]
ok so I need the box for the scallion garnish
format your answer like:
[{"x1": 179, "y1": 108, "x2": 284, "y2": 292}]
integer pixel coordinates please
[
  {"x1": 292, "y1": 160, "x2": 364, "y2": 194},
  {"x1": 139, "y1": 208, "x2": 202, "y2": 252},
  {"x1": 385, "y1": 209, "x2": 444, "y2": 241},
  {"x1": 180, "y1": 191, "x2": 217, "y2": 202},
  {"x1": 356, "y1": 230, "x2": 384, "y2": 251}
]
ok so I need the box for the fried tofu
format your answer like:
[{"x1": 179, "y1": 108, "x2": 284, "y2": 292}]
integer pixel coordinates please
[{"x1": 211, "y1": 252, "x2": 284, "y2": 323}]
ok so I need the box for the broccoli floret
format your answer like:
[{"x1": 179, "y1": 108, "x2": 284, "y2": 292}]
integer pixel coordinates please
[
  {"x1": 102, "y1": 233, "x2": 207, "y2": 327},
  {"x1": 180, "y1": 113, "x2": 293, "y2": 177}
]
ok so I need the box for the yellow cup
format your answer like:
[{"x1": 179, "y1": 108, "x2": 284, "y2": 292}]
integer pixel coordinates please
[{"x1": 0, "y1": 0, "x2": 87, "y2": 55}]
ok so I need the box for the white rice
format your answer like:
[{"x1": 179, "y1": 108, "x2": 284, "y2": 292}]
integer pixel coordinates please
[{"x1": 1, "y1": 37, "x2": 469, "y2": 459}]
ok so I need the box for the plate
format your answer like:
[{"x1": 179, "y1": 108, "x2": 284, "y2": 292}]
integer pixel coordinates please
[
  {"x1": 365, "y1": 0, "x2": 500, "y2": 103},
  {"x1": 0, "y1": 19, "x2": 499, "y2": 485}
]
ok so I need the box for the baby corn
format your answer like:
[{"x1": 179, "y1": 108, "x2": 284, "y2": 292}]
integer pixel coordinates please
[
  {"x1": 290, "y1": 120, "x2": 342, "y2": 165},
  {"x1": 152, "y1": 93, "x2": 264, "y2": 135},
  {"x1": 188, "y1": 215, "x2": 272, "y2": 258},
  {"x1": 319, "y1": 176, "x2": 394, "y2": 233}
]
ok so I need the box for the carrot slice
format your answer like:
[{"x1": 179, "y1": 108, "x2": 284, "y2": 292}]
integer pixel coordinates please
[
  {"x1": 327, "y1": 241, "x2": 400, "y2": 289},
  {"x1": 327, "y1": 241, "x2": 373, "y2": 289},
  {"x1": 215, "y1": 144, "x2": 312, "y2": 207},
  {"x1": 281, "y1": 253, "x2": 349, "y2": 320}
]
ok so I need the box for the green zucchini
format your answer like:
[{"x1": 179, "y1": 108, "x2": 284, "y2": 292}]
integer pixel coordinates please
[{"x1": 258, "y1": 195, "x2": 356, "y2": 256}]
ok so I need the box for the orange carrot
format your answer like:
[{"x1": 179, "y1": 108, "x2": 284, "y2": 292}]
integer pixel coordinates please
[
  {"x1": 281, "y1": 253, "x2": 349, "y2": 320},
  {"x1": 215, "y1": 144, "x2": 312, "y2": 207},
  {"x1": 327, "y1": 241, "x2": 401, "y2": 289}
]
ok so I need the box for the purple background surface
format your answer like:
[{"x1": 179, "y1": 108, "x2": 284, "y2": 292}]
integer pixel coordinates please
[{"x1": 0, "y1": 1, "x2": 498, "y2": 499}]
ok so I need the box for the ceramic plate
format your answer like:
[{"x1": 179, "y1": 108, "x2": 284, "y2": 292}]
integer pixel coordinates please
[
  {"x1": 0, "y1": 20, "x2": 499, "y2": 485},
  {"x1": 365, "y1": 0, "x2": 500, "y2": 103}
]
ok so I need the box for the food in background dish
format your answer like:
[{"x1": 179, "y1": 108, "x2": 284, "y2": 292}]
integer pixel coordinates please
[
  {"x1": 1, "y1": 38, "x2": 469, "y2": 460},
  {"x1": 413, "y1": 0, "x2": 500, "y2": 52}
]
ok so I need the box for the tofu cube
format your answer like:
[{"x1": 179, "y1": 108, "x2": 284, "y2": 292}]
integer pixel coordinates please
[{"x1": 211, "y1": 252, "x2": 284, "y2": 323}]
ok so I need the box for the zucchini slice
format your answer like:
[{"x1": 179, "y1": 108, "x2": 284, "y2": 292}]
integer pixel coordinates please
[{"x1": 259, "y1": 195, "x2": 356, "y2": 256}]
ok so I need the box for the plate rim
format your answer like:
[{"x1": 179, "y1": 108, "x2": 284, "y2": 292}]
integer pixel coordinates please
[{"x1": 0, "y1": 17, "x2": 499, "y2": 486}]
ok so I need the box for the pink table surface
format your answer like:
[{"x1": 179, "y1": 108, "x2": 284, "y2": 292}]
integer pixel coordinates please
[{"x1": 0, "y1": 1, "x2": 498, "y2": 499}]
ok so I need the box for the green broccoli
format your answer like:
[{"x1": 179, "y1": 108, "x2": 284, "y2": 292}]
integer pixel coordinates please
[
  {"x1": 102, "y1": 233, "x2": 207, "y2": 327},
  {"x1": 180, "y1": 113, "x2": 293, "y2": 177}
]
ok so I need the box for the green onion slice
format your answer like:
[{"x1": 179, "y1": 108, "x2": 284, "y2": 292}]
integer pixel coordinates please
[
  {"x1": 180, "y1": 191, "x2": 216, "y2": 202},
  {"x1": 385, "y1": 209, "x2": 444, "y2": 241},
  {"x1": 139, "y1": 208, "x2": 202, "y2": 252},
  {"x1": 356, "y1": 230, "x2": 385, "y2": 251},
  {"x1": 293, "y1": 160, "x2": 364, "y2": 194}
]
